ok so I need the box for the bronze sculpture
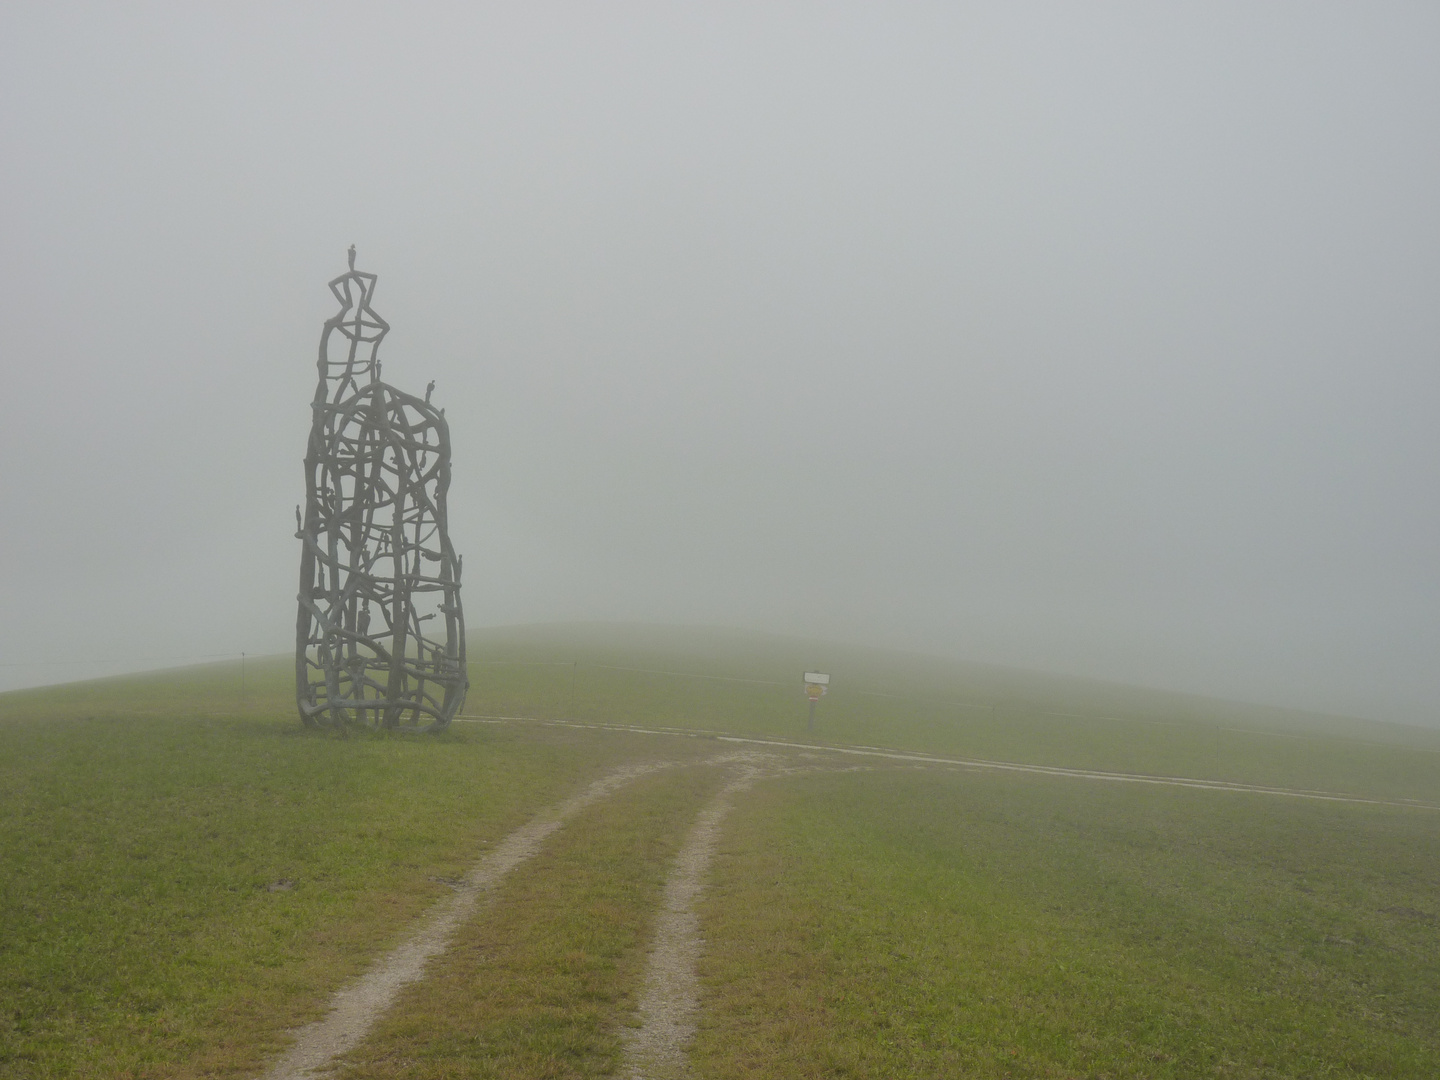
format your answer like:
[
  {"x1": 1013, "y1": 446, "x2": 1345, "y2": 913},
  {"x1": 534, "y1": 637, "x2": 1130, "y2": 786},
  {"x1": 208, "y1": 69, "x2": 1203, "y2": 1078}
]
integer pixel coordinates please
[{"x1": 294, "y1": 249, "x2": 467, "y2": 731}]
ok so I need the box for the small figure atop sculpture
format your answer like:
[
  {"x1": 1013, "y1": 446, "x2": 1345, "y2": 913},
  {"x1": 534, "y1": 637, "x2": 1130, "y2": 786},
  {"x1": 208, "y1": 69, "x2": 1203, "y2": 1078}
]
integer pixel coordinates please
[{"x1": 294, "y1": 249, "x2": 467, "y2": 731}]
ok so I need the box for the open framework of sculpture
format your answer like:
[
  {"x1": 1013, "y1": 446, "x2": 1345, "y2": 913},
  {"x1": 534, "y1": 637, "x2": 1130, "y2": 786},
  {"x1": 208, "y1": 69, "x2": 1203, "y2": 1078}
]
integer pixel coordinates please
[{"x1": 294, "y1": 248, "x2": 467, "y2": 731}]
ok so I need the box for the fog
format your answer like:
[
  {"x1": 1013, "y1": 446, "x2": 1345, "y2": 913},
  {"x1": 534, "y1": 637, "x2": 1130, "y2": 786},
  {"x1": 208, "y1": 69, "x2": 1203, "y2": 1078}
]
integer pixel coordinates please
[{"x1": 2, "y1": 3, "x2": 1437, "y2": 723}]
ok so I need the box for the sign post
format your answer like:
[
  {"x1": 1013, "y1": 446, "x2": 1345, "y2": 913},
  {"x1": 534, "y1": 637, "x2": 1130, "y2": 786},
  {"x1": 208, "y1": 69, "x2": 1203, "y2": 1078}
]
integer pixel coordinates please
[{"x1": 803, "y1": 671, "x2": 829, "y2": 731}]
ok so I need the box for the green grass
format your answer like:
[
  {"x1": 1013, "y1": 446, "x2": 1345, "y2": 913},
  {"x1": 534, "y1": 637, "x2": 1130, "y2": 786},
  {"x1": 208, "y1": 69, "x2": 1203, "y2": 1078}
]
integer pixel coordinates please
[
  {"x1": 2, "y1": 623, "x2": 1438, "y2": 1078},
  {"x1": 697, "y1": 768, "x2": 1440, "y2": 1078},
  {"x1": 0, "y1": 695, "x2": 701, "y2": 1079}
]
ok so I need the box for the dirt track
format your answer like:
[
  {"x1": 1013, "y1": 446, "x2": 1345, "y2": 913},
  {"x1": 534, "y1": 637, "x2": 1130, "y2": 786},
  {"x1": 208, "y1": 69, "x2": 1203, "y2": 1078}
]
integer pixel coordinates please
[
  {"x1": 254, "y1": 717, "x2": 1438, "y2": 1078},
  {"x1": 258, "y1": 762, "x2": 665, "y2": 1080},
  {"x1": 457, "y1": 715, "x2": 1440, "y2": 810},
  {"x1": 622, "y1": 758, "x2": 772, "y2": 1079}
]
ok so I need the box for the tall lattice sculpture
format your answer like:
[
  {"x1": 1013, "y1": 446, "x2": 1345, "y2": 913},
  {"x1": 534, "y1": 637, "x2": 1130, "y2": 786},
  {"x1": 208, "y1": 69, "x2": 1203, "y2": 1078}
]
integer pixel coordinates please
[{"x1": 295, "y1": 248, "x2": 467, "y2": 731}]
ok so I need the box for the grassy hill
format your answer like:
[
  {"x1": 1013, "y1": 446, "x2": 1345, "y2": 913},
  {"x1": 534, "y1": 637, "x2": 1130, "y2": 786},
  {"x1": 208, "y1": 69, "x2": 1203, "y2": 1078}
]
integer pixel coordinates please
[
  {"x1": 461, "y1": 622, "x2": 1440, "y2": 799},
  {"x1": 2, "y1": 624, "x2": 1438, "y2": 1078}
]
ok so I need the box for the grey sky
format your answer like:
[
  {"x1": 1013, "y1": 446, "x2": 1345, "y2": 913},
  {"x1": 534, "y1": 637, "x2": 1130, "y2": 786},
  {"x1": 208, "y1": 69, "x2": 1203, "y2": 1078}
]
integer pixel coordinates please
[{"x1": 2, "y1": 3, "x2": 1437, "y2": 723}]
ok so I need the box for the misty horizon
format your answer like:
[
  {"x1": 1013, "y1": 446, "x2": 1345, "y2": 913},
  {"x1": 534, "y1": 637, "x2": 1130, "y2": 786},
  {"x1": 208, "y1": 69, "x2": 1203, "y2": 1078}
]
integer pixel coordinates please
[{"x1": 2, "y1": 3, "x2": 1438, "y2": 726}]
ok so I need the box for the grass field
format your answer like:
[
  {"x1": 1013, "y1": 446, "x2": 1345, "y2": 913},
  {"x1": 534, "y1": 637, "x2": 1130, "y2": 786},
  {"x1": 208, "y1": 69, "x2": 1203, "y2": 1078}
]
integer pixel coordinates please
[
  {"x1": 698, "y1": 770, "x2": 1440, "y2": 1078},
  {"x1": 0, "y1": 701, "x2": 710, "y2": 1078},
  {"x1": 2, "y1": 624, "x2": 1438, "y2": 1078}
]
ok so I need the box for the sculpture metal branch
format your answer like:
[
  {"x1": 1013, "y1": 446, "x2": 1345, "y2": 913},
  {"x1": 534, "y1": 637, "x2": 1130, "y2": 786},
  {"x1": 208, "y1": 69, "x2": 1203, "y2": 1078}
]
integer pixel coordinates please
[{"x1": 294, "y1": 248, "x2": 467, "y2": 732}]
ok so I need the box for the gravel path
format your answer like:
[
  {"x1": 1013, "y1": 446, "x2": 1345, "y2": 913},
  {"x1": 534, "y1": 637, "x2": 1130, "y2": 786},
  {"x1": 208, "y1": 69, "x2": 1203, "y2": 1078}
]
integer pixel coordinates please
[
  {"x1": 257, "y1": 762, "x2": 666, "y2": 1080},
  {"x1": 621, "y1": 757, "x2": 772, "y2": 1080}
]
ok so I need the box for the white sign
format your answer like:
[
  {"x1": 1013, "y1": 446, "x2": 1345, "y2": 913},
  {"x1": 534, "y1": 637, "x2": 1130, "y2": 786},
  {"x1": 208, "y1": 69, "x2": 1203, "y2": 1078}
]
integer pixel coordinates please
[{"x1": 803, "y1": 672, "x2": 829, "y2": 686}]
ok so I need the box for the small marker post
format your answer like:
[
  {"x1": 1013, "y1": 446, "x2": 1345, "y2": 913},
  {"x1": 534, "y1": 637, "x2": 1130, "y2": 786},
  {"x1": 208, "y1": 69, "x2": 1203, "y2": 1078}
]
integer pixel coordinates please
[{"x1": 803, "y1": 672, "x2": 829, "y2": 731}]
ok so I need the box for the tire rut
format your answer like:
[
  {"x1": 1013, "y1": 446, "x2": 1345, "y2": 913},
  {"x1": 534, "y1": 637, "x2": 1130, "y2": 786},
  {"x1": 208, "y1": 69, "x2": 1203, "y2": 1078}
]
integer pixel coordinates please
[
  {"x1": 257, "y1": 761, "x2": 667, "y2": 1080},
  {"x1": 621, "y1": 754, "x2": 780, "y2": 1080}
]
